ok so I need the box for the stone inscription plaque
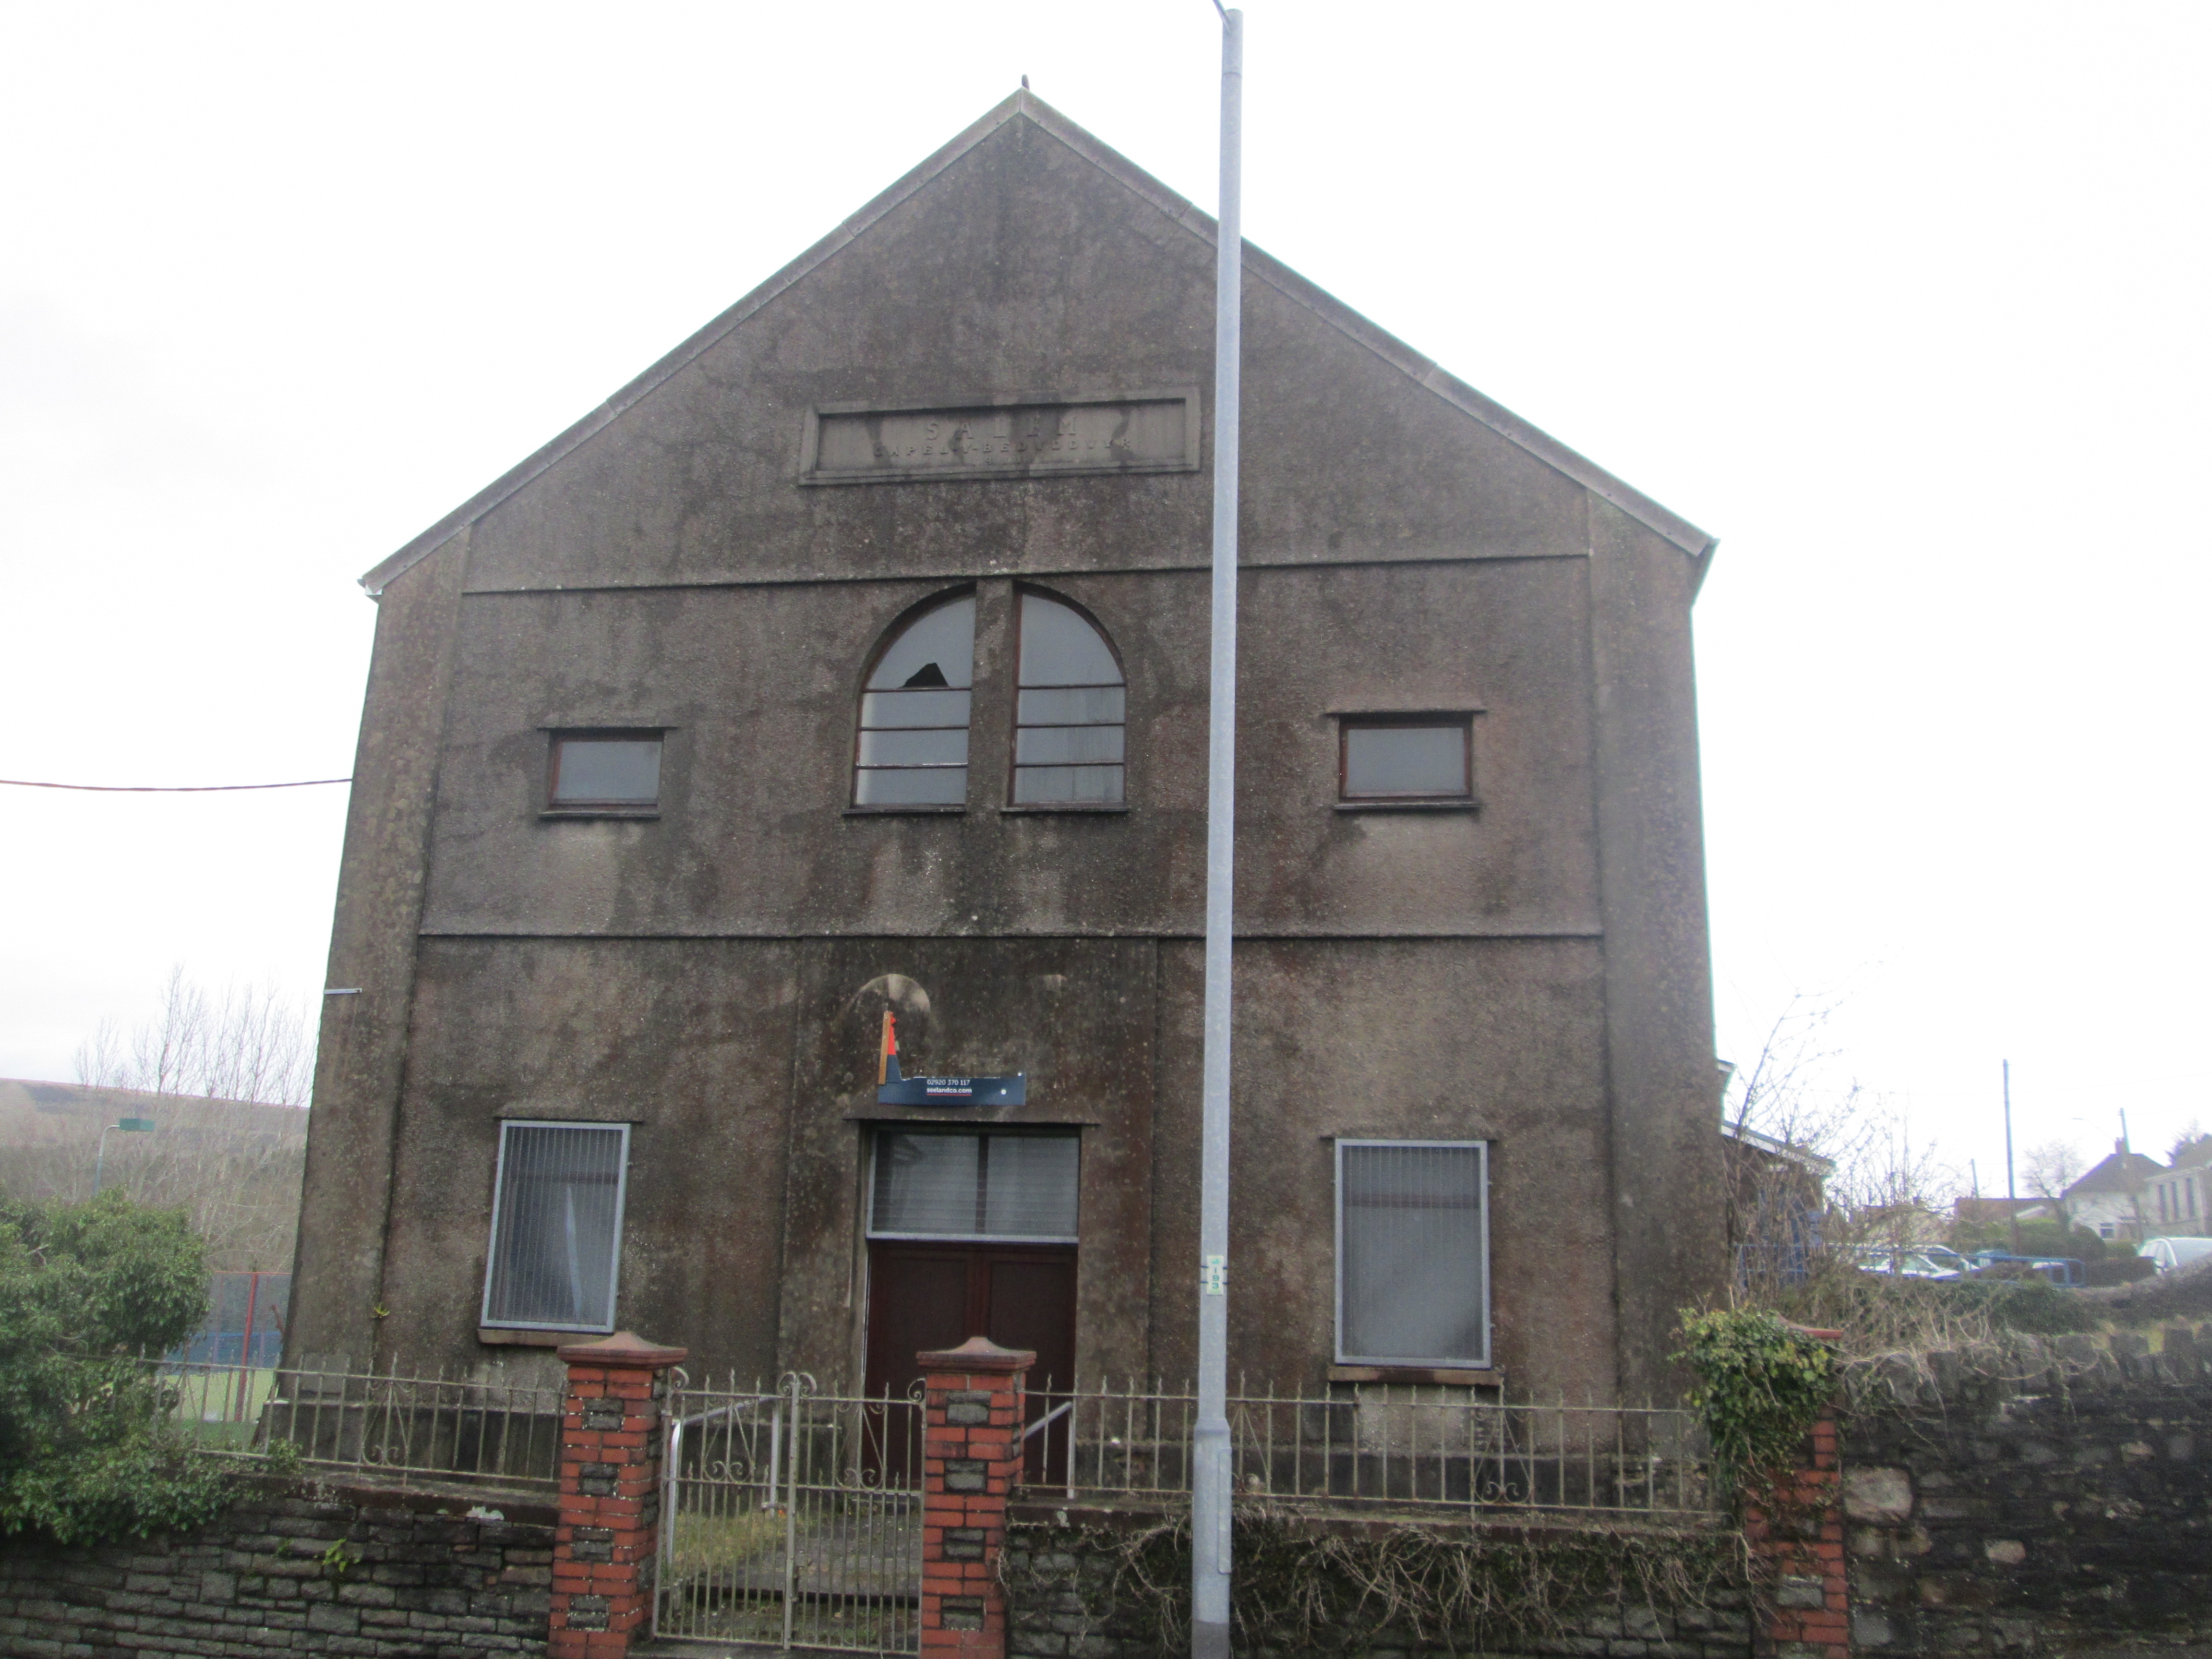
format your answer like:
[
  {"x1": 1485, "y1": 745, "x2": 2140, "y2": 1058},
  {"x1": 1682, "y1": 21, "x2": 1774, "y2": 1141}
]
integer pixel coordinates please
[{"x1": 801, "y1": 389, "x2": 1199, "y2": 485}]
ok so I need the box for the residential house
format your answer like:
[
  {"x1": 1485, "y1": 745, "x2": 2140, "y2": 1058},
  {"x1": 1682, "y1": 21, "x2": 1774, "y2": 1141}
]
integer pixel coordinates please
[
  {"x1": 2062, "y1": 1141, "x2": 2167, "y2": 1242},
  {"x1": 2148, "y1": 1137, "x2": 2212, "y2": 1238}
]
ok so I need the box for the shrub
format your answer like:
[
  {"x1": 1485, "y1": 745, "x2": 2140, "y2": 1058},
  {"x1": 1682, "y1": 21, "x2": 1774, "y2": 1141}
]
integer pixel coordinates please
[
  {"x1": 0, "y1": 1191, "x2": 230, "y2": 1543},
  {"x1": 1939, "y1": 1274, "x2": 2098, "y2": 1334},
  {"x1": 1950, "y1": 1218, "x2": 2107, "y2": 1262}
]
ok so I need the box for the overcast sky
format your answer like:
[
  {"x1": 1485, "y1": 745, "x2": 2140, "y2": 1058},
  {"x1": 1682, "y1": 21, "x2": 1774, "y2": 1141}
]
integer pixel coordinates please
[{"x1": 3, "y1": 2, "x2": 2206, "y2": 1192}]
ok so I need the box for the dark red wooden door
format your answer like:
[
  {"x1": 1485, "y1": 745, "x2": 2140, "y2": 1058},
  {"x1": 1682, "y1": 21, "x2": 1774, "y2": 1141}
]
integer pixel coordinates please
[{"x1": 865, "y1": 1241, "x2": 1076, "y2": 1480}]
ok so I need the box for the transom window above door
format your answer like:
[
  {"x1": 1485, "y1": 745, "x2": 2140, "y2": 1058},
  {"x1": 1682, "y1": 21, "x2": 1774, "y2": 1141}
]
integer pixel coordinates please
[
  {"x1": 869, "y1": 1130, "x2": 1080, "y2": 1242},
  {"x1": 851, "y1": 587, "x2": 1127, "y2": 811}
]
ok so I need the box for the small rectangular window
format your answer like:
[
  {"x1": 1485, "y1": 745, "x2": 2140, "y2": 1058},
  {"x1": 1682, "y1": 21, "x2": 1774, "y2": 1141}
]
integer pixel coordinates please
[
  {"x1": 1335, "y1": 1141, "x2": 1488, "y2": 1367},
  {"x1": 869, "y1": 1130, "x2": 1080, "y2": 1242},
  {"x1": 549, "y1": 733, "x2": 662, "y2": 809},
  {"x1": 481, "y1": 1121, "x2": 629, "y2": 1331},
  {"x1": 1339, "y1": 717, "x2": 1472, "y2": 803}
]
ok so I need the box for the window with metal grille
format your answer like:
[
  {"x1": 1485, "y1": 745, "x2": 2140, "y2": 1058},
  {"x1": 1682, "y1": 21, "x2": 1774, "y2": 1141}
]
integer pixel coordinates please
[
  {"x1": 868, "y1": 1130, "x2": 1080, "y2": 1242},
  {"x1": 481, "y1": 1121, "x2": 630, "y2": 1331},
  {"x1": 853, "y1": 593, "x2": 976, "y2": 807},
  {"x1": 548, "y1": 732, "x2": 663, "y2": 810},
  {"x1": 1335, "y1": 1140, "x2": 1489, "y2": 1366},
  {"x1": 1013, "y1": 592, "x2": 1125, "y2": 805},
  {"x1": 1338, "y1": 716, "x2": 1473, "y2": 803}
]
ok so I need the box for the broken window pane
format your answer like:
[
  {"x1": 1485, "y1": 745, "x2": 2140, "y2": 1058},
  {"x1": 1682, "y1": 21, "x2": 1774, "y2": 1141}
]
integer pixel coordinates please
[{"x1": 855, "y1": 593, "x2": 976, "y2": 807}]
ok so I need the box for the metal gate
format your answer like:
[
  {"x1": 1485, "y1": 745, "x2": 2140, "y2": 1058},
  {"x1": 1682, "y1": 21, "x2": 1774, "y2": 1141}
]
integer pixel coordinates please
[{"x1": 656, "y1": 1373, "x2": 924, "y2": 1653}]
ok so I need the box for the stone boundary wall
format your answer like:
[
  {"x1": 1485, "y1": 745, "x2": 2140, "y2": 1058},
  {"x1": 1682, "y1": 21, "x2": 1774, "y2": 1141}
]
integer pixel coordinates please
[
  {"x1": 0, "y1": 1474, "x2": 555, "y2": 1658},
  {"x1": 1845, "y1": 1324, "x2": 2212, "y2": 1656},
  {"x1": 1000, "y1": 1503, "x2": 1755, "y2": 1659}
]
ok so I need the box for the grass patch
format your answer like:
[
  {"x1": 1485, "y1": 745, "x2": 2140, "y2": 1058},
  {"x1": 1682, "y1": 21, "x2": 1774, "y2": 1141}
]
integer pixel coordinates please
[
  {"x1": 667, "y1": 1507, "x2": 787, "y2": 1576},
  {"x1": 157, "y1": 1368, "x2": 278, "y2": 1437}
]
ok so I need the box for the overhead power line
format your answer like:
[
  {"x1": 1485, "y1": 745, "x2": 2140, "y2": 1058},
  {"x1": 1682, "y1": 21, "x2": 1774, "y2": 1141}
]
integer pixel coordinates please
[{"x1": 0, "y1": 777, "x2": 351, "y2": 793}]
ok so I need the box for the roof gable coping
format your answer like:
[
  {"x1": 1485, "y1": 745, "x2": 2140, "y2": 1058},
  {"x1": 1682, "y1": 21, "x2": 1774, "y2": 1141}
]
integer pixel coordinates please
[{"x1": 362, "y1": 89, "x2": 1714, "y2": 597}]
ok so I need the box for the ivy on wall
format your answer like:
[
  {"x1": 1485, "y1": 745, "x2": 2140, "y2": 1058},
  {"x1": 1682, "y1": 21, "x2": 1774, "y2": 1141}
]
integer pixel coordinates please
[{"x1": 1674, "y1": 1307, "x2": 1838, "y2": 1512}]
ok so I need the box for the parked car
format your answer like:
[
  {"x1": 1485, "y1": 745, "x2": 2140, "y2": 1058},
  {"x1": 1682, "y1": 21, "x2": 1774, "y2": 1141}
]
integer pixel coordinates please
[
  {"x1": 2138, "y1": 1237, "x2": 2212, "y2": 1274},
  {"x1": 1854, "y1": 1244, "x2": 1965, "y2": 1280},
  {"x1": 1965, "y1": 1250, "x2": 2085, "y2": 1287}
]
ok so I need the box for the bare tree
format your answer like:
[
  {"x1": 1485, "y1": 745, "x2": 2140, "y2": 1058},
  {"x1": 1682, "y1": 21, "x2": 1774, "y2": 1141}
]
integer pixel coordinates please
[
  {"x1": 2021, "y1": 1139, "x2": 2087, "y2": 1229},
  {"x1": 73, "y1": 965, "x2": 313, "y2": 1106},
  {"x1": 1723, "y1": 994, "x2": 1962, "y2": 1302},
  {"x1": 1827, "y1": 1106, "x2": 1958, "y2": 1249},
  {"x1": 8, "y1": 966, "x2": 318, "y2": 1270}
]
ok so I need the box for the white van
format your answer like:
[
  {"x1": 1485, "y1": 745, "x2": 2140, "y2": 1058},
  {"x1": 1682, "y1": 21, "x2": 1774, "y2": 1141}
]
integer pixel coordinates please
[{"x1": 2137, "y1": 1237, "x2": 2212, "y2": 1274}]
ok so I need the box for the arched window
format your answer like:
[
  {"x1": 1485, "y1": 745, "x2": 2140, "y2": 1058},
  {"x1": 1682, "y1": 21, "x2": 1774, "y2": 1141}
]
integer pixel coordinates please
[
  {"x1": 1013, "y1": 592, "x2": 1125, "y2": 805},
  {"x1": 854, "y1": 593, "x2": 975, "y2": 806}
]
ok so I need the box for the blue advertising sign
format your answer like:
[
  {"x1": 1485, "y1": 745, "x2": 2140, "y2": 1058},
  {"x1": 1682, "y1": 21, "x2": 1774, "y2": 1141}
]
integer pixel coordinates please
[{"x1": 874, "y1": 1026, "x2": 1024, "y2": 1106}]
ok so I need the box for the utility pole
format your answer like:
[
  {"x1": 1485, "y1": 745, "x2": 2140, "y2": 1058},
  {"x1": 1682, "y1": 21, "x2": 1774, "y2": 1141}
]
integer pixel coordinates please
[
  {"x1": 1192, "y1": 7, "x2": 1242, "y2": 1657},
  {"x1": 2003, "y1": 1061, "x2": 2021, "y2": 1259}
]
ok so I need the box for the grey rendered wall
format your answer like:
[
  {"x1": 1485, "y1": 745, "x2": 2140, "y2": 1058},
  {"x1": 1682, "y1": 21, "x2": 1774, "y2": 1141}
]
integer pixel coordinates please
[
  {"x1": 293, "y1": 102, "x2": 1721, "y2": 1400},
  {"x1": 1587, "y1": 501, "x2": 1726, "y2": 1398},
  {"x1": 287, "y1": 532, "x2": 469, "y2": 1371}
]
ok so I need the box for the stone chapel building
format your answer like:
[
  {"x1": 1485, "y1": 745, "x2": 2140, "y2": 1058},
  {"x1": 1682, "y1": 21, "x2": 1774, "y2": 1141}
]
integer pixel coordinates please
[{"x1": 284, "y1": 91, "x2": 1728, "y2": 1410}]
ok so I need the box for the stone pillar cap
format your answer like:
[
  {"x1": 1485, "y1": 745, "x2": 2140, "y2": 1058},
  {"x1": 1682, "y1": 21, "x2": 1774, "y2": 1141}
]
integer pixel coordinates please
[
  {"x1": 917, "y1": 1334, "x2": 1036, "y2": 1372},
  {"x1": 556, "y1": 1330, "x2": 690, "y2": 1368}
]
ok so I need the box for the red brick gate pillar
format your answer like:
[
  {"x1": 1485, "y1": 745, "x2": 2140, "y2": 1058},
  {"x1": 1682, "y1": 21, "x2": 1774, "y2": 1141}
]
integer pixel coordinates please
[
  {"x1": 1746, "y1": 1327, "x2": 1848, "y2": 1659},
  {"x1": 550, "y1": 1331, "x2": 688, "y2": 1659},
  {"x1": 919, "y1": 1336, "x2": 1034, "y2": 1659}
]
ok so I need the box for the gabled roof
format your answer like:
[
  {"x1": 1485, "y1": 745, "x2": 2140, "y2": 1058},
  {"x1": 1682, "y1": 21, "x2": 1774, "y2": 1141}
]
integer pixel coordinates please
[
  {"x1": 2064, "y1": 1148, "x2": 2166, "y2": 1198},
  {"x1": 1721, "y1": 1118, "x2": 1835, "y2": 1177},
  {"x1": 362, "y1": 90, "x2": 1717, "y2": 598}
]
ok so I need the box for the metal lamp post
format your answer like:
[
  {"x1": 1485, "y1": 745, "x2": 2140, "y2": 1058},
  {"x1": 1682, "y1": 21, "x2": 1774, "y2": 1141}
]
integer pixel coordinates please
[
  {"x1": 1192, "y1": 7, "x2": 1243, "y2": 1658},
  {"x1": 93, "y1": 1116, "x2": 156, "y2": 1194}
]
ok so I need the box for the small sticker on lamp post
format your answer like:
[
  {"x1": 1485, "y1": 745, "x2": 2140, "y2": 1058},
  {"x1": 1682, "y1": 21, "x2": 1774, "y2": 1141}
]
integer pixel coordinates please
[{"x1": 1201, "y1": 1255, "x2": 1226, "y2": 1296}]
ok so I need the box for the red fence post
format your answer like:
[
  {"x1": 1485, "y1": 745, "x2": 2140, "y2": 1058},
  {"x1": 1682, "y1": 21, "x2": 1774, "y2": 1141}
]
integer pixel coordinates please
[
  {"x1": 1745, "y1": 1326, "x2": 1848, "y2": 1659},
  {"x1": 919, "y1": 1336, "x2": 1034, "y2": 1659},
  {"x1": 550, "y1": 1331, "x2": 688, "y2": 1659}
]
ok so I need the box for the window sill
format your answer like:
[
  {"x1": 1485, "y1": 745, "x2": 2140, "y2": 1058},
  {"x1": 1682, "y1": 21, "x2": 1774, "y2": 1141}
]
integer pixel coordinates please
[
  {"x1": 999, "y1": 804, "x2": 1130, "y2": 816},
  {"x1": 1329, "y1": 1364, "x2": 1501, "y2": 1386},
  {"x1": 539, "y1": 808, "x2": 661, "y2": 821},
  {"x1": 1334, "y1": 799, "x2": 1477, "y2": 814},
  {"x1": 478, "y1": 1326, "x2": 607, "y2": 1347},
  {"x1": 844, "y1": 805, "x2": 968, "y2": 817}
]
